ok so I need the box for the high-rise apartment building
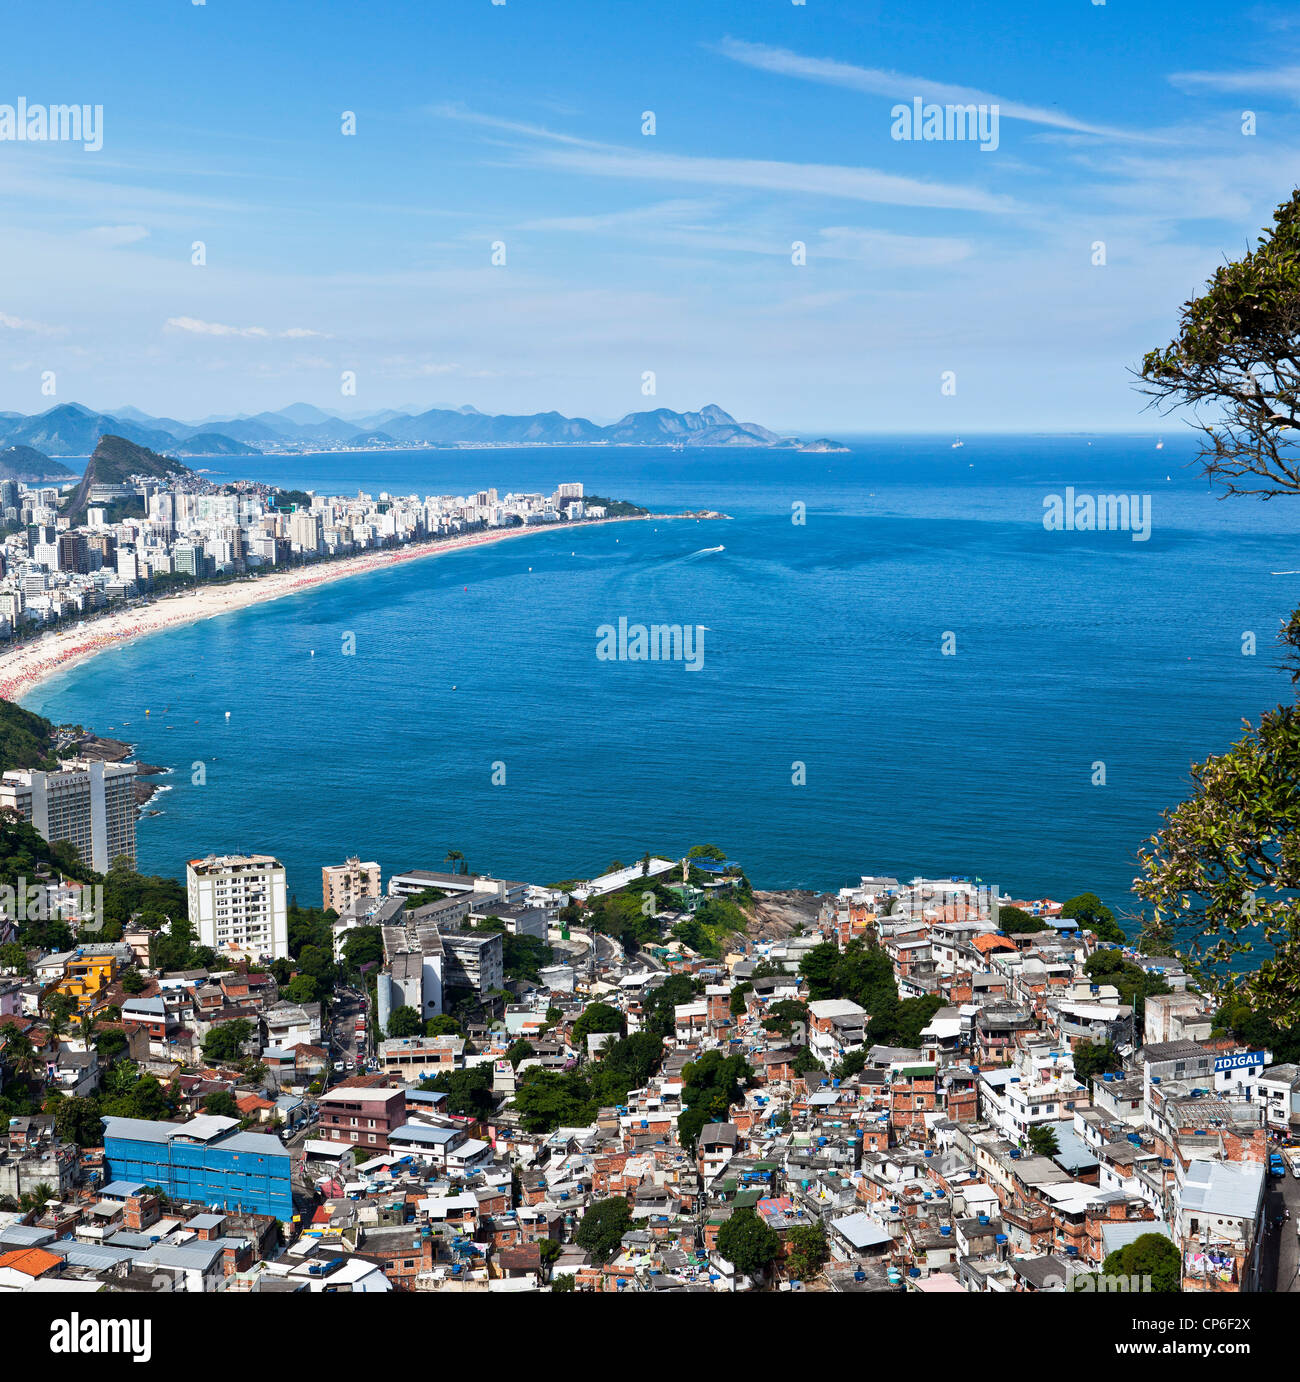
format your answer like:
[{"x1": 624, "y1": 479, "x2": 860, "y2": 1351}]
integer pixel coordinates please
[
  {"x1": 187, "y1": 853, "x2": 289, "y2": 960},
  {"x1": 0, "y1": 758, "x2": 137, "y2": 872}
]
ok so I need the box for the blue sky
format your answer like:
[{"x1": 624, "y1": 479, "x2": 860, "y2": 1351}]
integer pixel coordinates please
[{"x1": 4, "y1": 0, "x2": 1300, "y2": 431}]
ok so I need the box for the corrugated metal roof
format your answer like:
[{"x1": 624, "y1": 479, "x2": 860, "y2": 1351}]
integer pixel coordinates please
[{"x1": 1180, "y1": 1158, "x2": 1264, "y2": 1220}]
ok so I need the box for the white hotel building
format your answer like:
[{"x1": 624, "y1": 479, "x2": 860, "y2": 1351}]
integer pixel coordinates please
[
  {"x1": 0, "y1": 758, "x2": 137, "y2": 873},
  {"x1": 187, "y1": 853, "x2": 289, "y2": 960}
]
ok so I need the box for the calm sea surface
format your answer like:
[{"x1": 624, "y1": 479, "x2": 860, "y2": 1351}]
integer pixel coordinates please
[{"x1": 28, "y1": 435, "x2": 1300, "y2": 926}]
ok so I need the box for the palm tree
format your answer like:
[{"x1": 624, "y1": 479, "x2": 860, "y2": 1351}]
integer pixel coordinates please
[
  {"x1": 18, "y1": 1182, "x2": 54, "y2": 1214},
  {"x1": 445, "y1": 848, "x2": 467, "y2": 876},
  {"x1": 0, "y1": 1026, "x2": 42, "y2": 1084}
]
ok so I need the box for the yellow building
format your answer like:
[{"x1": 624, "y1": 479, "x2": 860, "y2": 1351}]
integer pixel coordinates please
[{"x1": 55, "y1": 953, "x2": 118, "y2": 1015}]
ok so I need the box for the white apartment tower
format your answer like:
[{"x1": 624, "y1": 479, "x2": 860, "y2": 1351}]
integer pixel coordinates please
[
  {"x1": 187, "y1": 853, "x2": 289, "y2": 960},
  {"x1": 0, "y1": 759, "x2": 137, "y2": 872}
]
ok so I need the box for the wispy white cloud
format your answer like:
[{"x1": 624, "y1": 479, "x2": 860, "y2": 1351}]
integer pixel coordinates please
[
  {"x1": 84, "y1": 223, "x2": 149, "y2": 245},
  {"x1": 530, "y1": 144, "x2": 1017, "y2": 214},
  {"x1": 1170, "y1": 64, "x2": 1300, "y2": 99},
  {"x1": 436, "y1": 105, "x2": 1019, "y2": 214},
  {"x1": 84, "y1": 224, "x2": 149, "y2": 246},
  {"x1": 812, "y1": 226, "x2": 973, "y2": 267},
  {"x1": 0, "y1": 310, "x2": 63, "y2": 336},
  {"x1": 165, "y1": 316, "x2": 328, "y2": 340},
  {"x1": 715, "y1": 38, "x2": 1159, "y2": 142}
]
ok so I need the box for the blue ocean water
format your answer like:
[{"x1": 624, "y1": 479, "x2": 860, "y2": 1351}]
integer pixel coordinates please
[{"x1": 27, "y1": 436, "x2": 1300, "y2": 922}]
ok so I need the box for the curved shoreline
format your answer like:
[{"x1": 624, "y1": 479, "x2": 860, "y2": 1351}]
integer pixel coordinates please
[{"x1": 3, "y1": 514, "x2": 662, "y2": 708}]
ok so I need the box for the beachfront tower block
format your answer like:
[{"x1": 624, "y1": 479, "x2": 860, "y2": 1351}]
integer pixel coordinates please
[{"x1": 0, "y1": 757, "x2": 137, "y2": 873}]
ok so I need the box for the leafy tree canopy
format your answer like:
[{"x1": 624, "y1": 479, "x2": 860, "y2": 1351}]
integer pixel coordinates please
[
  {"x1": 716, "y1": 1207, "x2": 780, "y2": 1279},
  {"x1": 574, "y1": 1196, "x2": 631, "y2": 1265}
]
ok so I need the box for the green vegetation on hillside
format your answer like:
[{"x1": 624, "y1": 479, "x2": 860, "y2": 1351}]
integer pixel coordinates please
[
  {"x1": 799, "y1": 938, "x2": 943, "y2": 1049},
  {"x1": 0, "y1": 699, "x2": 60, "y2": 772},
  {"x1": 581, "y1": 495, "x2": 648, "y2": 517},
  {"x1": 513, "y1": 1028, "x2": 669, "y2": 1133}
]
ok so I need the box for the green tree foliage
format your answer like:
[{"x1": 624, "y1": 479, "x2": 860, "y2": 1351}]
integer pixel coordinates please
[
  {"x1": 425, "y1": 1015, "x2": 462, "y2": 1037},
  {"x1": 0, "y1": 700, "x2": 61, "y2": 773},
  {"x1": 150, "y1": 915, "x2": 215, "y2": 975},
  {"x1": 761, "y1": 999, "x2": 808, "y2": 1038},
  {"x1": 0, "y1": 942, "x2": 29, "y2": 974},
  {"x1": 101, "y1": 864, "x2": 187, "y2": 935},
  {"x1": 642, "y1": 974, "x2": 701, "y2": 1039},
  {"x1": 997, "y1": 906, "x2": 1046, "y2": 935},
  {"x1": 552, "y1": 1273, "x2": 575, "y2": 1293},
  {"x1": 513, "y1": 1068, "x2": 595, "y2": 1133},
  {"x1": 1212, "y1": 998, "x2": 1300, "y2": 1065},
  {"x1": 1060, "y1": 893, "x2": 1125, "y2": 944},
  {"x1": 716, "y1": 1207, "x2": 780, "y2": 1280},
  {"x1": 285, "y1": 975, "x2": 318, "y2": 1005},
  {"x1": 571, "y1": 1002, "x2": 624, "y2": 1044},
  {"x1": 470, "y1": 918, "x2": 554, "y2": 984},
  {"x1": 295, "y1": 943, "x2": 337, "y2": 998},
  {"x1": 886, "y1": 995, "x2": 945, "y2": 1048},
  {"x1": 99, "y1": 1068, "x2": 176, "y2": 1121},
  {"x1": 387, "y1": 1005, "x2": 422, "y2": 1039},
  {"x1": 1072, "y1": 1040, "x2": 1123, "y2": 1088},
  {"x1": 1082, "y1": 950, "x2": 1171, "y2": 1019},
  {"x1": 43, "y1": 1091, "x2": 104, "y2": 1147},
  {"x1": 792, "y1": 1046, "x2": 823, "y2": 1078},
  {"x1": 587, "y1": 1031, "x2": 664, "y2": 1107},
  {"x1": 574, "y1": 1196, "x2": 631, "y2": 1265},
  {"x1": 202, "y1": 1019, "x2": 253, "y2": 1063},
  {"x1": 834, "y1": 1048, "x2": 868, "y2": 1080},
  {"x1": 341, "y1": 926, "x2": 383, "y2": 972},
  {"x1": 287, "y1": 904, "x2": 332, "y2": 959},
  {"x1": 505, "y1": 1038, "x2": 535, "y2": 1068},
  {"x1": 1136, "y1": 697, "x2": 1300, "y2": 1013},
  {"x1": 1140, "y1": 189, "x2": 1300, "y2": 500},
  {"x1": 678, "y1": 1049, "x2": 751, "y2": 1150},
  {"x1": 94, "y1": 1028, "x2": 128, "y2": 1060},
  {"x1": 1028, "y1": 1124, "x2": 1060, "y2": 1158},
  {"x1": 1136, "y1": 196, "x2": 1300, "y2": 1011},
  {"x1": 425, "y1": 1066, "x2": 496, "y2": 1119},
  {"x1": 584, "y1": 888, "x2": 665, "y2": 953},
  {"x1": 785, "y1": 1224, "x2": 829, "y2": 1282},
  {"x1": 202, "y1": 1090, "x2": 240, "y2": 1118},
  {"x1": 1100, "y1": 1233, "x2": 1182, "y2": 1293},
  {"x1": 510, "y1": 1030, "x2": 667, "y2": 1132},
  {"x1": 119, "y1": 969, "x2": 146, "y2": 994},
  {"x1": 797, "y1": 938, "x2": 936, "y2": 1046}
]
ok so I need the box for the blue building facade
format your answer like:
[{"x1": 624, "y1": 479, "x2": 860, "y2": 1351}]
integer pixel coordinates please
[{"x1": 101, "y1": 1115, "x2": 294, "y2": 1221}]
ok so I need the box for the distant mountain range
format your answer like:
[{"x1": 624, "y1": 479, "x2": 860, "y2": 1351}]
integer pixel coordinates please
[{"x1": 0, "y1": 401, "x2": 845, "y2": 459}]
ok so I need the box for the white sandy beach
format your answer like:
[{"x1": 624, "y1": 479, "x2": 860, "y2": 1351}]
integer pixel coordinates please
[{"x1": 0, "y1": 515, "x2": 655, "y2": 706}]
